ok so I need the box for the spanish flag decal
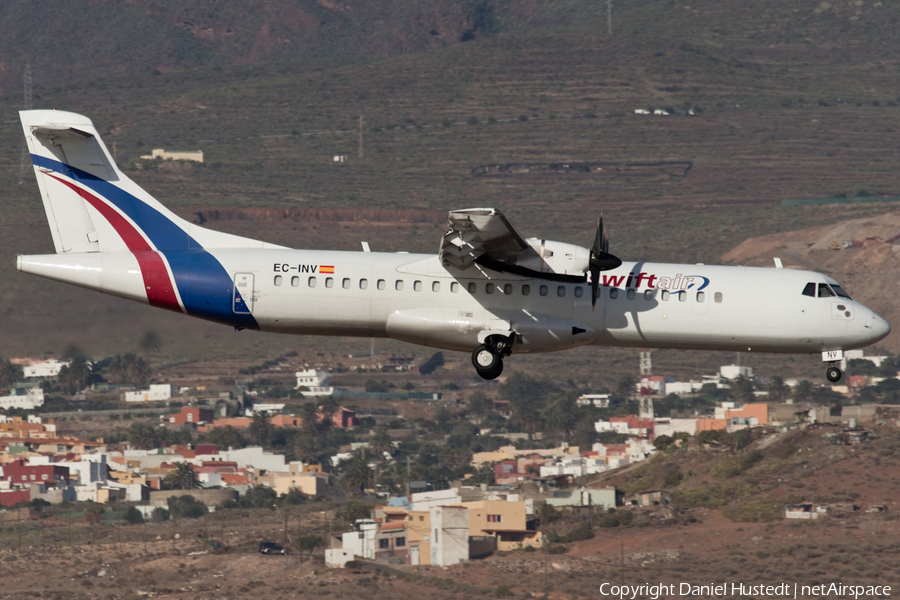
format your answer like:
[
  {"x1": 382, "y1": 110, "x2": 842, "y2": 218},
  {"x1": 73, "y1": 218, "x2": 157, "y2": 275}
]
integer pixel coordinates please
[{"x1": 320, "y1": 265, "x2": 335, "y2": 274}]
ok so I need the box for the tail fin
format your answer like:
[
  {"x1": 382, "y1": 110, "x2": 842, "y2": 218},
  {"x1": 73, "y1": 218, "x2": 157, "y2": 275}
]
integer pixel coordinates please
[{"x1": 20, "y1": 109, "x2": 280, "y2": 253}]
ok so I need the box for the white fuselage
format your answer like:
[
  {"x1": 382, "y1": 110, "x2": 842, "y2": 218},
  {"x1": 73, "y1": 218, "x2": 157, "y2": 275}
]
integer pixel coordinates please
[{"x1": 18, "y1": 248, "x2": 890, "y2": 357}]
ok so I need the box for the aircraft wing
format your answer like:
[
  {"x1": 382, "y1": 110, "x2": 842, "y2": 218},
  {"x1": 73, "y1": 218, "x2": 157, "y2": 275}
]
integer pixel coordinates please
[{"x1": 439, "y1": 208, "x2": 532, "y2": 269}]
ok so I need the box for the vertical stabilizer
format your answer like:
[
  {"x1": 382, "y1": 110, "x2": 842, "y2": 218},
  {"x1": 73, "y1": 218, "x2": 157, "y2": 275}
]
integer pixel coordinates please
[
  {"x1": 21, "y1": 110, "x2": 106, "y2": 253},
  {"x1": 20, "y1": 110, "x2": 281, "y2": 253}
]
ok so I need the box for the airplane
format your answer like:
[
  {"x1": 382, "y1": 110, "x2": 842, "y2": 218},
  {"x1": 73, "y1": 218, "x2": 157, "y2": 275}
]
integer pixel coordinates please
[{"x1": 15, "y1": 110, "x2": 891, "y2": 383}]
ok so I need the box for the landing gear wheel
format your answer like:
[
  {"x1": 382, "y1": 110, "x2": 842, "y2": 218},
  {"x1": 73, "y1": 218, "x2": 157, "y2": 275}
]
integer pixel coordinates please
[
  {"x1": 826, "y1": 366, "x2": 842, "y2": 383},
  {"x1": 472, "y1": 345, "x2": 503, "y2": 380}
]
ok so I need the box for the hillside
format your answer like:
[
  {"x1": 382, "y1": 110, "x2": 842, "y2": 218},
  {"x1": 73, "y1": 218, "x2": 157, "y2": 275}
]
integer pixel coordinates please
[
  {"x1": 723, "y1": 211, "x2": 900, "y2": 352},
  {"x1": 2, "y1": 0, "x2": 900, "y2": 376}
]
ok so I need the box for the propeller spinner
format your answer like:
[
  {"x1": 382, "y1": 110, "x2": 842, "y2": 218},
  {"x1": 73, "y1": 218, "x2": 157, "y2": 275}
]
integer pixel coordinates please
[{"x1": 590, "y1": 215, "x2": 622, "y2": 308}]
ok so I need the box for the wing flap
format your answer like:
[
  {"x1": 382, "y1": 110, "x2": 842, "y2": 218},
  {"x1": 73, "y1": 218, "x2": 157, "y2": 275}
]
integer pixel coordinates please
[{"x1": 439, "y1": 208, "x2": 531, "y2": 269}]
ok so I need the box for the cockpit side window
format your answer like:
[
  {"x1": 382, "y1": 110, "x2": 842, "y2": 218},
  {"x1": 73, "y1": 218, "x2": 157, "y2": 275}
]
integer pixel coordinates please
[
  {"x1": 831, "y1": 284, "x2": 852, "y2": 299},
  {"x1": 817, "y1": 283, "x2": 836, "y2": 298},
  {"x1": 802, "y1": 283, "x2": 816, "y2": 297}
]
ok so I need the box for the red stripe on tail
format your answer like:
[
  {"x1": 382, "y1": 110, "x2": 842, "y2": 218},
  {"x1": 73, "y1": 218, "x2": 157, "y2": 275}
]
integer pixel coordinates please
[{"x1": 47, "y1": 174, "x2": 182, "y2": 313}]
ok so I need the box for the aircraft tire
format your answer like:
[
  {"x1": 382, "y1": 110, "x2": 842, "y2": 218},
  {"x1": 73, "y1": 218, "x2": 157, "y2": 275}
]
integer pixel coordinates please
[
  {"x1": 826, "y1": 367, "x2": 842, "y2": 383},
  {"x1": 472, "y1": 346, "x2": 503, "y2": 379}
]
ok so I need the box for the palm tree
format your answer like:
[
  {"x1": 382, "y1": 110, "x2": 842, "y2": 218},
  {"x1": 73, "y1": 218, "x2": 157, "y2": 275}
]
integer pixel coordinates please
[
  {"x1": 341, "y1": 452, "x2": 373, "y2": 497},
  {"x1": 292, "y1": 436, "x2": 321, "y2": 466},
  {"x1": 171, "y1": 462, "x2": 198, "y2": 490},
  {"x1": 318, "y1": 397, "x2": 341, "y2": 430},
  {"x1": 368, "y1": 426, "x2": 394, "y2": 459},
  {"x1": 729, "y1": 375, "x2": 755, "y2": 404},
  {"x1": 466, "y1": 391, "x2": 492, "y2": 423},
  {"x1": 766, "y1": 376, "x2": 790, "y2": 403},
  {"x1": 792, "y1": 380, "x2": 814, "y2": 403},
  {"x1": 248, "y1": 411, "x2": 274, "y2": 447},
  {"x1": 298, "y1": 402, "x2": 320, "y2": 436}
]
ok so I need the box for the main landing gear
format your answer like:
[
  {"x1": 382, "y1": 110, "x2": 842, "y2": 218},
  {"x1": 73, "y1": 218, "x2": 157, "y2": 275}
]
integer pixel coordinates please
[
  {"x1": 472, "y1": 333, "x2": 515, "y2": 380},
  {"x1": 826, "y1": 364, "x2": 842, "y2": 383}
]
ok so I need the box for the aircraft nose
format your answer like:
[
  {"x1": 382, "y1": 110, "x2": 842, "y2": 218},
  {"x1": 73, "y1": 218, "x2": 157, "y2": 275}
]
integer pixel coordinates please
[{"x1": 870, "y1": 312, "x2": 891, "y2": 343}]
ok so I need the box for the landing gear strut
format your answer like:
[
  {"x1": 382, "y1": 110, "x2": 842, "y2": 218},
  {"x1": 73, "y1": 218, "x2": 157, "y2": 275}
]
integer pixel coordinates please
[
  {"x1": 472, "y1": 333, "x2": 515, "y2": 380},
  {"x1": 826, "y1": 364, "x2": 842, "y2": 383}
]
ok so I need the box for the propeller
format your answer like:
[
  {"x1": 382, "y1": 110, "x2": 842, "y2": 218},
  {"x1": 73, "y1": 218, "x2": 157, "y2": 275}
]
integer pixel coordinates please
[{"x1": 590, "y1": 214, "x2": 622, "y2": 308}]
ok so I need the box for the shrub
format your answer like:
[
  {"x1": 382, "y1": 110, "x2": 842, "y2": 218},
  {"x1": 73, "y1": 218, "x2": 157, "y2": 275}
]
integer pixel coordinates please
[
  {"x1": 547, "y1": 544, "x2": 568, "y2": 554},
  {"x1": 151, "y1": 507, "x2": 170, "y2": 522},
  {"x1": 722, "y1": 499, "x2": 783, "y2": 523},
  {"x1": 167, "y1": 495, "x2": 208, "y2": 519},
  {"x1": 122, "y1": 506, "x2": 144, "y2": 525},
  {"x1": 538, "y1": 502, "x2": 561, "y2": 523},
  {"x1": 561, "y1": 523, "x2": 595, "y2": 542}
]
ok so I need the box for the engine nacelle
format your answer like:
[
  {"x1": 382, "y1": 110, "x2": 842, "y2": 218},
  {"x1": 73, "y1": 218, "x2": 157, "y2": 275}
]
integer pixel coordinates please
[{"x1": 518, "y1": 238, "x2": 590, "y2": 277}]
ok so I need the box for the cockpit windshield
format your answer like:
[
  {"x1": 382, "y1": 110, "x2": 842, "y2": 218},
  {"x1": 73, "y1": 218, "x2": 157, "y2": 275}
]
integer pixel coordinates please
[
  {"x1": 802, "y1": 282, "x2": 852, "y2": 299},
  {"x1": 831, "y1": 284, "x2": 852, "y2": 299},
  {"x1": 818, "y1": 283, "x2": 835, "y2": 298}
]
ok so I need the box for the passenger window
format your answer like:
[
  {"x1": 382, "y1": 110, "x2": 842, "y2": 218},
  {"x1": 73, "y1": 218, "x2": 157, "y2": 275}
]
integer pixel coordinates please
[
  {"x1": 468, "y1": 282, "x2": 477, "y2": 294},
  {"x1": 696, "y1": 291, "x2": 705, "y2": 302},
  {"x1": 574, "y1": 287, "x2": 583, "y2": 298},
  {"x1": 644, "y1": 289, "x2": 654, "y2": 300},
  {"x1": 610, "y1": 289, "x2": 618, "y2": 299},
  {"x1": 414, "y1": 280, "x2": 422, "y2": 291},
  {"x1": 325, "y1": 277, "x2": 334, "y2": 288},
  {"x1": 274, "y1": 275, "x2": 283, "y2": 286},
  {"x1": 433, "y1": 281, "x2": 440, "y2": 292},
  {"x1": 714, "y1": 292, "x2": 723, "y2": 303},
  {"x1": 802, "y1": 283, "x2": 816, "y2": 297},
  {"x1": 626, "y1": 289, "x2": 635, "y2": 300},
  {"x1": 678, "y1": 291, "x2": 687, "y2": 302},
  {"x1": 291, "y1": 276, "x2": 299, "y2": 287},
  {"x1": 360, "y1": 279, "x2": 368, "y2": 290},
  {"x1": 818, "y1": 284, "x2": 835, "y2": 298},
  {"x1": 342, "y1": 278, "x2": 351, "y2": 289},
  {"x1": 486, "y1": 283, "x2": 495, "y2": 294},
  {"x1": 377, "y1": 279, "x2": 385, "y2": 290},
  {"x1": 558, "y1": 286, "x2": 566, "y2": 297},
  {"x1": 308, "y1": 276, "x2": 317, "y2": 288},
  {"x1": 396, "y1": 280, "x2": 404, "y2": 291},
  {"x1": 504, "y1": 284, "x2": 513, "y2": 295},
  {"x1": 540, "y1": 285, "x2": 549, "y2": 296},
  {"x1": 450, "y1": 282, "x2": 459, "y2": 293},
  {"x1": 661, "y1": 290, "x2": 669, "y2": 301},
  {"x1": 522, "y1": 285, "x2": 530, "y2": 296}
]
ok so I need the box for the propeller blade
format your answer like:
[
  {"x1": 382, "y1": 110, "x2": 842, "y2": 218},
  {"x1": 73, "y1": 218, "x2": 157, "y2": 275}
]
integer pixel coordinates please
[{"x1": 589, "y1": 214, "x2": 622, "y2": 308}]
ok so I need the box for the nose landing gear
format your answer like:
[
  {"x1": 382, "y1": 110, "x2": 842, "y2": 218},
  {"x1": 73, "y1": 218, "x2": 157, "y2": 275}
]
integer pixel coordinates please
[
  {"x1": 826, "y1": 364, "x2": 842, "y2": 383},
  {"x1": 472, "y1": 332, "x2": 515, "y2": 380}
]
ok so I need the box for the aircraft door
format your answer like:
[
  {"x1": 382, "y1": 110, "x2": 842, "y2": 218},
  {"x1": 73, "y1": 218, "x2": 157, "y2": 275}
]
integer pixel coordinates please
[{"x1": 233, "y1": 273, "x2": 255, "y2": 314}]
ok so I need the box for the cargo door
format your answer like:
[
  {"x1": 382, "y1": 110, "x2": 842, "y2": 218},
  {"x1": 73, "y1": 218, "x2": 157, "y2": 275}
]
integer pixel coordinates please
[{"x1": 233, "y1": 273, "x2": 254, "y2": 313}]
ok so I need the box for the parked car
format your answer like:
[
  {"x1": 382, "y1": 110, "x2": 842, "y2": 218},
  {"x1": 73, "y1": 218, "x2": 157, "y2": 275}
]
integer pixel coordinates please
[{"x1": 258, "y1": 541, "x2": 287, "y2": 555}]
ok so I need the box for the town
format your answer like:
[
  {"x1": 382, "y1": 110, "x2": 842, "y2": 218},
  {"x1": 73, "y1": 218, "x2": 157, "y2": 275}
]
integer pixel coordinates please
[{"x1": 1, "y1": 345, "x2": 897, "y2": 573}]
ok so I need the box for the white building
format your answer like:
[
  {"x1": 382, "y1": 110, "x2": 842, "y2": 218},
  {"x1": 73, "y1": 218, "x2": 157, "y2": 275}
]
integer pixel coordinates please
[
  {"x1": 140, "y1": 148, "x2": 204, "y2": 162},
  {"x1": 539, "y1": 456, "x2": 607, "y2": 478},
  {"x1": 654, "y1": 418, "x2": 698, "y2": 438},
  {"x1": 295, "y1": 369, "x2": 334, "y2": 396},
  {"x1": 576, "y1": 394, "x2": 610, "y2": 408},
  {"x1": 720, "y1": 365, "x2": 753, "y2": 380},
  {"x1": 125, "y1": 384, "x2": 172, "y2": 403},
  {"x1": 21, "y1": 358, "x2": 70, "y2": 378},
  {"x1": 410, "y1": 488, "x2": 462, "y2": 512},
  {"x1": 341, "y1": 520, "x2": 378, "y2": 560},
  {"x1": 430, "y1": 506, "x2": 469, "y2": 566},
  {"x1": 0, "y1": 385, "x2": 44, "y2": 410},
  {"x1": 246, "y1": 403, "x2": 285, "y2": 416}
]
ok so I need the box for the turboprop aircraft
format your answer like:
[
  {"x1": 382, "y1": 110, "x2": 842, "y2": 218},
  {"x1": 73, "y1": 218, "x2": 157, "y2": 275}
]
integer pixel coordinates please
[{"x1": 16, "y1": 110, "x2": 891, "y2": 382}]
